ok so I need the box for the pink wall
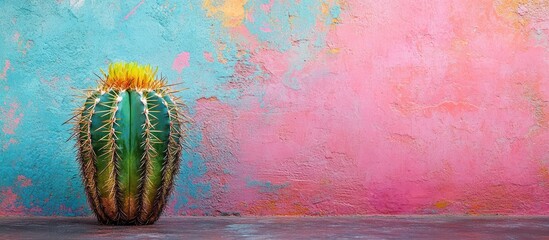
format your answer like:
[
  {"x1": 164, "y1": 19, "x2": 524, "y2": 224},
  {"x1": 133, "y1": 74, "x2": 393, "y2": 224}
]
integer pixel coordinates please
[{"x1": 189, "y1": 0, "x2": 549, "y2": 215}]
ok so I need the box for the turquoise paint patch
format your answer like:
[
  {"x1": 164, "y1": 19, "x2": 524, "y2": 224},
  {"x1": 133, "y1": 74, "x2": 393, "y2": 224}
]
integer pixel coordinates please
[
  {"x1": 246, "y1": 179, "x2": 289, "y2": 193},
  {"x1": 330, "y1": 5, "x2": 341, "y2": 20},
  {"x1": 244, "y1": 0, "x2": 324, "y2": 51},
  {"x1": 243, "y1": 0, "x2": 339, "y2": 91}
]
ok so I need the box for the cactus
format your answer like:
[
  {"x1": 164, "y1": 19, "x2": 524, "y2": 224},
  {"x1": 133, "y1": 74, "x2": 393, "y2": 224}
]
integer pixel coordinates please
[{"x1": 68, "y1": 62, "x2": 188, "y2": 225}]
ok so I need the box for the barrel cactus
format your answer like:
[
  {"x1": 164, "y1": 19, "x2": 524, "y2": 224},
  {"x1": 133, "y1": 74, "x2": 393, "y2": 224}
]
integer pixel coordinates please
[{"x1": 68, "y1": 62, "x2": 187, "y2": 225}]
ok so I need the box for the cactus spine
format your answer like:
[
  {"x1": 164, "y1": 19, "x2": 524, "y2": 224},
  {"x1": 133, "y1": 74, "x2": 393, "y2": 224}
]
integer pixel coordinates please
[{"x1": 69, "y1": 62, "x2": 187, "y2": 225}]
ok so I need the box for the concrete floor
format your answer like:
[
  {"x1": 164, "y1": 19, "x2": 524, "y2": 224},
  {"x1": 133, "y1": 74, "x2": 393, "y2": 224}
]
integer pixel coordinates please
[{"x1": 0, "y1": 216, "x2": 548, "y2": 239}]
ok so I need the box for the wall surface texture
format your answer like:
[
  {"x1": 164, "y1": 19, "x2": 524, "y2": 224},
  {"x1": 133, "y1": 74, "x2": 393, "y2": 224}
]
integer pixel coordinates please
[{"x1": 1, "y1": 0, "x2": 549, "y2": 216}]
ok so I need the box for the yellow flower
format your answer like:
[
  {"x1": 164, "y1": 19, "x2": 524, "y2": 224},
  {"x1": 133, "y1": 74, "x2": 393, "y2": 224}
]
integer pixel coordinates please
[{"x1": 99, "y1": 62, "x2": 165, "y2": 91}]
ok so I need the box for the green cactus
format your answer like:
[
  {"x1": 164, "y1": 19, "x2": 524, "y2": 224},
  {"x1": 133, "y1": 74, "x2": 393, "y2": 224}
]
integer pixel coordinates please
[{"x1": 68, "y1": 62, "x2": 187, "y2": 225}]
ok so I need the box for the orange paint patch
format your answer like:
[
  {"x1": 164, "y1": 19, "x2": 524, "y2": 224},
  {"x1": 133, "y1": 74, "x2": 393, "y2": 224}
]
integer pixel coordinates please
[
  {"x1": 434, "y1": 200, "x2": 450, "y2": 209},
  {"x1": 247, "y1": 200, "x2": 278, "y2": 214},
  {"x1": 246, "y1": 199, "x2": 312, "y2": 216},
  {"x1": 494, "y1": 0, "x2": 549, "y2": 30},
  {"x1": 203, "y1": 0, "x2": 248, "y2": 27},
  {"x1": 465, "y1": 185, "x2": 534, "y2": 215},
  {"x1": 244, "y1": 186, "x2": 313, "y2": 216},
  {"x1": 538, "y1": 166, "x2": 549, "y2": 182},
  {"x1": 196, "y1": 96, "x2": 219, "y2": 102},
  {"x1": 495, "y1": 0, "x2": 530, "y2": 28},
  {"x1": 327, "y1": 48, "x2": 341, "y2": 54}
]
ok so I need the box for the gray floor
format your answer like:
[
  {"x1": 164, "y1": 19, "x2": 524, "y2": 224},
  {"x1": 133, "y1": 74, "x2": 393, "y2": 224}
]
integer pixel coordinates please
[{"x1": 1, "y1": 216, "x2": 548, "y2": 239}]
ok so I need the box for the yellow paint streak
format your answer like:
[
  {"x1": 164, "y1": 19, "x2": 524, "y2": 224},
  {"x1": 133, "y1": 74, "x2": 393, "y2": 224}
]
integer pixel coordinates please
[
  {"x1": 288, "y1": 14, "x2": 296, "y2": 30},
  {"x1": 99, "y1": 62, "x2": 165, "y2": 91},
  {"x1": 321, "y1": 0, "x2": 342, "y2": 27},
  {"x1": 321, "y1": 2, "x2": 330, "y2": 16},
  {"x1": 216, "y1": 41, "x2": 228, "y2": 64},
  {"x1": 203, "y1": 0, "x2": 248, "y2": 27},
  {"x1": 328, "y1": 48, "x2": 341, "y2": 54}
]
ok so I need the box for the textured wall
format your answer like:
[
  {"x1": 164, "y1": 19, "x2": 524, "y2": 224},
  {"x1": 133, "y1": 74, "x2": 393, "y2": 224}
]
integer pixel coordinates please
[{"x1": 1, "y1": 0, "x2": 549, "y2": 216}]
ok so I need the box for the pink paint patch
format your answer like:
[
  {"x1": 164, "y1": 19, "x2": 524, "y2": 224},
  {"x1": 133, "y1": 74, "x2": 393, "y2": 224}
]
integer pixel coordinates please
[
  {"x1": 0, "y1": 60, "x2": 11, "y2": 80},
  {"x1": 172, "y1": 52, "x2": 190, "y2": 73},
  {"x1": 39, "y1": 76, "x2": 61, "y2": 90},
  {"x1": 260, "y1": 0, "x2": 274, "y2": 13},
  {"x1": 0, "y1": 188, "x2": 24, "y2": 216},
  {"x1": 124, "y1": 0, "x2": 145, "y2": 20},
  {"x1": 1, "y1": 102, "x2": 22, "y2": 135},
  {"x1": 246, "y1": 10, "x2": 255, "y2": 23},
  {"x1": 260, "y1": 25, "x2": 272, "y2": 33},
  {"x1": 2, "y1": 138, "x2": 17, "y2": 150},
  {"x1": 17, "y1": 175, "x2": 32, "y2": 187},
  {"x1": 12, "y1": 32, "x2": 20, "y2": 42},
  {"x1": 204, "y1": 51, "x2": 214, "y2": 63}
]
